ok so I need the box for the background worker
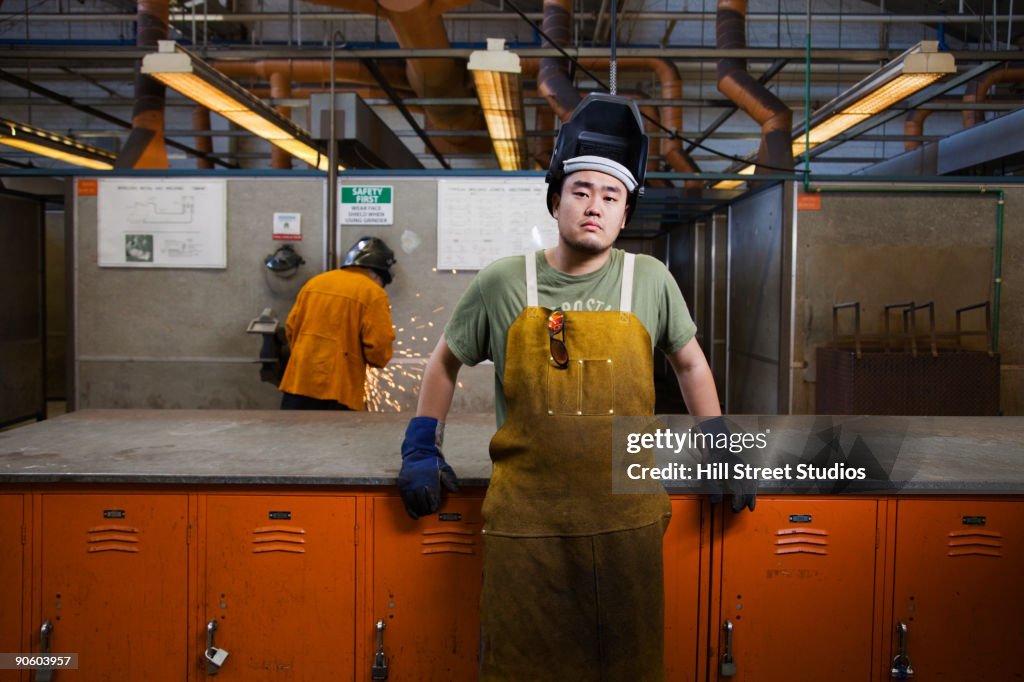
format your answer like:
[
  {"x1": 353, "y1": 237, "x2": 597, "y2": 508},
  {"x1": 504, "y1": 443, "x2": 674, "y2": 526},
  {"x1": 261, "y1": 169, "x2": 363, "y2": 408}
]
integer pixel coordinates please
[
  {"x1": 278, "y1": 236, "x2": 396, "y2": 411},
  {"x1": 398, "y1": 94, "x2": 754, "y2": 680}
]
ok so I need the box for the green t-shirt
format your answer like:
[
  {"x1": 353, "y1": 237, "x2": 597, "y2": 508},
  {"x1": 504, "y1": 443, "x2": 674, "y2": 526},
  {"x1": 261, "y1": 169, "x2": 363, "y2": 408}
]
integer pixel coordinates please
[{"x1": 444, "y1": 248, "x2": 697, "y2": 426}]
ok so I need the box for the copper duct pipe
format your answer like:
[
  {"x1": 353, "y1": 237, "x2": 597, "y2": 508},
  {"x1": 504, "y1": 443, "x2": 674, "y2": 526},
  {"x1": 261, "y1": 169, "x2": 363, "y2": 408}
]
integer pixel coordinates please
[
  {"x1": 962, "y1": 64, "x2": 1024, "y2": 128},
  {"x1": 527, "y1": 53, "x2": 703, "y2": 195},
  {"x1": 903, "y1": 108, "x2": 933, "y2": 152},
  {"x1": 308, "y1": 0, "x2": 489, "y2": 154},
  {"x1": 716, "y1": 0, "x2": 792, "y2": 176},
  {"x1": 537, "y1": 0, "x2": 582, "y2": 122},
  {"x1": 269, "y1": 70, "x2": 293, "y2": 169},
  {"x1": 116, "y1": 0, "x2": 169, "y2": 169},
  {"x1": 531, "y1": 97, "x2": 555, "y2": 170},
  {"x1": 192, "y1": 106, "x2": 214, "y2": 170}
]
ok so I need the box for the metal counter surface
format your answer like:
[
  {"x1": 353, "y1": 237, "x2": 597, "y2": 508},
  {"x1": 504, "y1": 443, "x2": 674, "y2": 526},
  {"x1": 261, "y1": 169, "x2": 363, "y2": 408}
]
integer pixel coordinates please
[
  {"x1": 0, "y1": 410, "x2": 1022, "y2": 492},
  {"x1": 0, "y1": 410, "x2": 496, "y2": 485}
]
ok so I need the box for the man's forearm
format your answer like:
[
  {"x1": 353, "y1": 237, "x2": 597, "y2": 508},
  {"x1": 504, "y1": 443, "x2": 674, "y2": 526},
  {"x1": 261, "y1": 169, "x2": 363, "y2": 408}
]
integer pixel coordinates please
[{"x1": 416, "y1": 336, "x2": 462, "y2": 421}]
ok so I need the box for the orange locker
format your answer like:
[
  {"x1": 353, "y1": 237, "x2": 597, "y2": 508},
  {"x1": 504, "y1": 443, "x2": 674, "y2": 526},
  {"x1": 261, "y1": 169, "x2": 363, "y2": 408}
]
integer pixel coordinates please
[
  {"x1": 0, "y1": 494, "x2": 26, "y2": 682},
  {"x1": 36, "y1": 492, "x2": 189, "y2": 681},
  {"x1": 365, "y1": 495, "x2": 484, "y2": 680},
  {"x1": 200, "y1": 494, "x2": 357, "y2": 681},
  {"x1": 712, "y1": 498, "x2": 881, "y2": 682},
  {"x1": 889, "y1": 498, "x2": 1024, "y2": 680},
  {"x1": 663, "y1": 497, "x2": 708, "y2": 682}
]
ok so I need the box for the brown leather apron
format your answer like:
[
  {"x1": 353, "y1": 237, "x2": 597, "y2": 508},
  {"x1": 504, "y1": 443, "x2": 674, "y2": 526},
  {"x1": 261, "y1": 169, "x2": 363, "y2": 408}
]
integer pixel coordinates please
[{"x1": 479, "y1": 252, "x2": 670, "y2": 680}]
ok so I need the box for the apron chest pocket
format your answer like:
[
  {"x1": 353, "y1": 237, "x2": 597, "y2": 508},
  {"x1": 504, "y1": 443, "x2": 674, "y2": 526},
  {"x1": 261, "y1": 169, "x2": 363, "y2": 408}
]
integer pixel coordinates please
[{"x1": 545, "y1": 357, "x2": 616, "y2": 416}]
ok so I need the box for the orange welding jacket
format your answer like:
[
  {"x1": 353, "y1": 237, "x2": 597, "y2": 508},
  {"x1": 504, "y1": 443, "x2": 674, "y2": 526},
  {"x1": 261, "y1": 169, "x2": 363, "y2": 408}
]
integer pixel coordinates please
[{"x1": 278, "y1": 267, "x2": 395, "y2": 410}]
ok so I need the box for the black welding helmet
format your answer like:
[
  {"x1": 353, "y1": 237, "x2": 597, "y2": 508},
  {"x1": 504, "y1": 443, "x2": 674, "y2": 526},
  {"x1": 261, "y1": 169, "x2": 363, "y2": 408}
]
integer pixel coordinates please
[
  {"x1": 545, "y1": 92, "x2": 649, "y2": 224},
  {"x1": 341, "y1": 236, "x2": 396, "y2": 286}
]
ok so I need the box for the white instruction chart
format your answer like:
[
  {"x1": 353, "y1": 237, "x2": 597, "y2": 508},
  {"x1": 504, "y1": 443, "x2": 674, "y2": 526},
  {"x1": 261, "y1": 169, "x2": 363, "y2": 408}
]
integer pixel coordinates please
[
  {"x1": 97, "y1": 178, "x2": 227, "y2": 268},
  {"x1": 437, "y1": 178, "x2": 558, "y2": 270}
]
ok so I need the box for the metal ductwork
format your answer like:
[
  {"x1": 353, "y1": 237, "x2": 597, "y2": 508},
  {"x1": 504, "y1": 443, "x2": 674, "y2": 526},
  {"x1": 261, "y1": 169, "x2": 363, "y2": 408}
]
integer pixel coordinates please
[
  {"x1": 308, "y1": 92, "x2": 423, "y2": 169},
  {"x1": 962, "y1": 63, "x2": 1024, "y2": 128},
  {"x1": 537, "y1": 0, "x2": 582, "y2": 122},
  {"x1": 308, "y1": 0, "x2": 489, "y2": 156},
  {"x1": 192, "y1": 106, "x2": 214, "y2": 170},
  {"x1": 716, "y1": 0, "x2": 792, "y2": 176},
  {"x1": 116, "y1": 0, "x2": 169, "y2": 169},
  {"x1": 530, "y1": 0, "x2": 703, "y2": 196}
]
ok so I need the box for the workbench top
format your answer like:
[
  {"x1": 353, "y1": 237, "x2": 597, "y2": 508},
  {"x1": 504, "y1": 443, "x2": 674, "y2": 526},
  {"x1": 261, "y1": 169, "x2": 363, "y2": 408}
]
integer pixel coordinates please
[{"x1": 0, "y1": 410, "x2": 1022, "y2": 493}]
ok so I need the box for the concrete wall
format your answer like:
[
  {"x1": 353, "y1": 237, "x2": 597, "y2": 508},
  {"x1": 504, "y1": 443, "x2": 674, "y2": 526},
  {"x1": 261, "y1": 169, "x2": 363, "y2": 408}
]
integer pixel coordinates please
[{"x1": 74, "y1": 175, "x2": 494, "y2": 415}]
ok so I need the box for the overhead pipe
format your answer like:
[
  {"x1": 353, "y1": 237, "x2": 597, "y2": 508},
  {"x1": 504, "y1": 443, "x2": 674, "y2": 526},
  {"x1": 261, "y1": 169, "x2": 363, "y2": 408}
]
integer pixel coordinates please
[
  {"x1": 716, "y1": 0, "x2": 792, "y2": 176},
  {"x1": 962, "y1": 63, "x2": 1024, "y2": 128},
  {"x1": 213, "y1": 59, "x2": 409, "y2": 90},
  {"x1": 308, "y1": 0, "x2": 489, "y2": 155},
  {"x1": 116, "y1": 0, "x2": 169, "y2": 169},
  {"x1": 531, "y1": 94, "x2": 555, "y2": 170},
  {"x1": 192, "y1": 106, "x2": 215, "y2": 169},
  {"x1": 537, "y1": 0, "x2": 582, "y2": 122},
  {"x1": 528, "y1": 50, "x2": 703, "y2": 195},
  {"x1": 269, "y1": 70, "x2": 293, "y2": 169}
]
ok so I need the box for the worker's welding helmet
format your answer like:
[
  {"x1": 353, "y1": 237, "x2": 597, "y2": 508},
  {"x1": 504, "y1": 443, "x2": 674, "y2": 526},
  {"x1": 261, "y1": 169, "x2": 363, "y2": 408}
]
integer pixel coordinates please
[
  {"x1": 545, "y1": 93, "x2": 649, "y2": 224},
  {"x1": 341, "y1": 236, "x2": 396, "y2": 286}
]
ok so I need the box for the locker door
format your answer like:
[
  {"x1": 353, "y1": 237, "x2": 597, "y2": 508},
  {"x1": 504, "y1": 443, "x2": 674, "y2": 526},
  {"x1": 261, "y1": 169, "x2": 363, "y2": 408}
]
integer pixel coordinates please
[
  {"x1": 1, "y1": 494, "x2": 26, "y2": 682},
  {"x1": 37, "y1": 493, "x2": 189, "y2": 681},
  {"x1": 714, "y1": 498, "x2": 879, "y2": 682},
  {"x1": 366, "y1": 496, "x2": 483, "y2": 680},
  {"x1": 201, "y1": 494, "x2": 357, "y2": 681},
  {"x1": 664, "y1": 497, "x2": 706, "y2": 682},
  {"x1": 891, "y1": 499, "x2": 1024, "y2": 680}
]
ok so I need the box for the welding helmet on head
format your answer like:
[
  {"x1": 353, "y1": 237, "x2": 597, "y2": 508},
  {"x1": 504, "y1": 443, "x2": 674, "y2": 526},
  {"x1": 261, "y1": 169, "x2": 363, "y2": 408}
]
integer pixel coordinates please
[
  {"x1": 341, "y1": 236, "x2": 396, "y2": 286},
  {"x1": 545, "y1": 92, "x2": 649, "y2": 224}
]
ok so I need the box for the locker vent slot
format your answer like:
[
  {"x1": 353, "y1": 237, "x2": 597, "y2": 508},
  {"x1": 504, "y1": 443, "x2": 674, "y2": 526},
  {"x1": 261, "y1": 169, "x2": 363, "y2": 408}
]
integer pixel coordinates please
[
  {"x1": 421, "y1": 528, "x2": 477, "y2": 556},
  {"x1": 947, "y1": 530, "x2": 1003, "y2": 558},
  {"x1": 774, "y1": 528, "x2": 828, "y2": 556},
  {"x1": 86, "y1": 525, "x2": 140, "y2": 553},
  {"x1": 252, "y1": 525, "x2": 306, "y2": 554}
]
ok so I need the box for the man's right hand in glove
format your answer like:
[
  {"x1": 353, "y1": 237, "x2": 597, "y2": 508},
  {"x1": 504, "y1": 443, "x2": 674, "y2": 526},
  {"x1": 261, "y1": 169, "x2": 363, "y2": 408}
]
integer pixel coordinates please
[
  {"x1": 399, "y1": 416, "x2": 459, "y2": 519},
  {"x1": 700, "y1": 416, "x2": 757, "y2": 513}
]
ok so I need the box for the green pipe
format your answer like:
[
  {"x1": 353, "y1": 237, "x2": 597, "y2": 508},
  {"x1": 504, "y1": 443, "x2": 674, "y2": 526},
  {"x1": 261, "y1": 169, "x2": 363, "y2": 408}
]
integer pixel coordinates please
[{"x1": 801, "y1": 184, "x2": 1006, "y2": 353}]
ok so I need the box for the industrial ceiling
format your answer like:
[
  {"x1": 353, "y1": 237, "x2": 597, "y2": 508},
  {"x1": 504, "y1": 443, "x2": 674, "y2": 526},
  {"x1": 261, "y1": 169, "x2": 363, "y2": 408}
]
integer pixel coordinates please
[{"x1": 0, "y1": 0, "x2": 1021, "y2": 182}]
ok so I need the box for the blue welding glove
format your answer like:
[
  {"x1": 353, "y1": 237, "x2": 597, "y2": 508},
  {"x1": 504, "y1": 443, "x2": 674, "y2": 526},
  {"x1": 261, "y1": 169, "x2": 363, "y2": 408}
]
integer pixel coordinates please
[
  {"x1": 399, "y1": 416, "x2": 459, "y2": 519},
  {"x1": 700, "y1": 416, "x2": 757, "y2": 513}
]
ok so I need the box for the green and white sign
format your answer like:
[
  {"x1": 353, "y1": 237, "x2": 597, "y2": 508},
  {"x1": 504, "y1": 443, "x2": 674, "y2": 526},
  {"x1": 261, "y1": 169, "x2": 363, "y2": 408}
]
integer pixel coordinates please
[{"x1": 340, "y1": 185, "x2": 394, "y2": 225}]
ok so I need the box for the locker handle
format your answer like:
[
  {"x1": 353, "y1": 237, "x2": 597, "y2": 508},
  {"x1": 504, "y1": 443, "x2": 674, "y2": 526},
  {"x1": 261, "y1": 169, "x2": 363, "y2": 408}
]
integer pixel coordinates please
[
  {"x1": 36, "y1": 620, "x2": 54, "y2": 682},
  {"x1": 720, "y1": 620, "x2": 737, "y2": 677},
  {"x1": 371, "y1": 619, "x2": 389, "y2": 680},
  {"x1": 890, "y1": 621, "x2": 915, "y2": 679},
  {"x1": 204, "y1": 620, "x2": 230, "y2": 675}
]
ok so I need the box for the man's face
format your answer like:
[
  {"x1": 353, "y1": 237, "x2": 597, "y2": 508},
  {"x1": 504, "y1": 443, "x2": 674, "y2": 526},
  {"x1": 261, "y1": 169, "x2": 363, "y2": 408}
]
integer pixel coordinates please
[{"x1": 550, "y1": 169, "x2": 630, "y2": 255}]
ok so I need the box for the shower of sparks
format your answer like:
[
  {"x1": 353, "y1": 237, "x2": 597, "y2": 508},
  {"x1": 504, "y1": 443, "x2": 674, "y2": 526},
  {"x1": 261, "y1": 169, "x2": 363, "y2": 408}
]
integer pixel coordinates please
[{"x1": 364, "y1": 303, "x2": 447, "y2": 412}]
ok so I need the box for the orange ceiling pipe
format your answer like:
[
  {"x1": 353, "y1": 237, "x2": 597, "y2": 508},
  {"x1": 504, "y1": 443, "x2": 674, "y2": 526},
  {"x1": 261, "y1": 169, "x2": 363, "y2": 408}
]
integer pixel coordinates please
[
  {"x1": 306, "y1": 0, "x2": 489, "y2": 155},
  {"x1": 269, "y1": 70, "x2": 293, "y2": 169},
  {"x1": 903, "y1": 108, "x2": 933, "y2": 152},
  {"x1": 962, "y1": 64, "x2": 1024, "y2": 128},
  {"x1": 116, "y1": 0, "x2": 169, "y2": 169},
  {"x1": 531, "y1": 98, "x2": 555, "y2": 170},
  {"x1": 192, "y1": 106, "x2": 214, "y2": 170},
  {"x1": 525, "y1": 55, "x2": 703, "y2": 195},
  {"x1": 716, "y1": 0, "x2": 792, "y2": 176},
  {"x1": 537, "y1": 0, "x2": 581, "y2": 122}
]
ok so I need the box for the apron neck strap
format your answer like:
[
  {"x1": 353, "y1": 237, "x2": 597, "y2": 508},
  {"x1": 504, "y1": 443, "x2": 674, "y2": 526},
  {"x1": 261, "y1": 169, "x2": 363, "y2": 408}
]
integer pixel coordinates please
[
  {"x1": 619, "y1": 252, "x2": 635, "y2": 313},
  {"x1": 524, "y1": 250, "x2": 636, "y2": 312},
  {"x1": 525, "y1": 251, "x2": 539, "y2": 307}
]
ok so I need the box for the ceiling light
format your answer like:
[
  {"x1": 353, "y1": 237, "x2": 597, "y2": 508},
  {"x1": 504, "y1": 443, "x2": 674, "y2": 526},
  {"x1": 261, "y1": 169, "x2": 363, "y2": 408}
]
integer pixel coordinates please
[
  {"x1": 468, "y1": 38, "x2": 529, "y2": 171},
  {"x1": 0, "y1": 117, "x2": 116, "y2": 170},
  {"x1": 142, "y1": 40, "x2": 330, "y2": 171},
  {"x1": 714, "y1": 41, "x2": 955, "y2": 190}
]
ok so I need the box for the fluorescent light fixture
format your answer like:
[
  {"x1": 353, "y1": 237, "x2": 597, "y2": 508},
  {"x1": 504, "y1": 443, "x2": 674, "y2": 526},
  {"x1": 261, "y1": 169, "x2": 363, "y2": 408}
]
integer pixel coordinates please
[
  {"x1": 468, "y1": 38, "x2": 529, "y2": 171},
  {"x1": 0, "y1": 117, "x2": 116, "y2": 170},
  {"x1": 714, "y1": 41, "x2": 955, "y2": 190},
  {"x1": 142, "y1": 40, "x2": 330, "y2": 170}
]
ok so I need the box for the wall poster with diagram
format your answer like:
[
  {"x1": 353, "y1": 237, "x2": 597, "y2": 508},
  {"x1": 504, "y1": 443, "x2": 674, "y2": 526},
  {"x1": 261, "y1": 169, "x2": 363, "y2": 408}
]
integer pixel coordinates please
[{"x1": 96, "y1": 178, "x2": 227, "y2": 268}]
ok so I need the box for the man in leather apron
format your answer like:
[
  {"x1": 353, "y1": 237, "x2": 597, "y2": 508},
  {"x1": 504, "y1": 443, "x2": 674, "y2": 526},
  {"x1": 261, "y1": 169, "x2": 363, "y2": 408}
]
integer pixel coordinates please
[{"x1": 398, "y1": 94, "x2": 749, "y2": 680}]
